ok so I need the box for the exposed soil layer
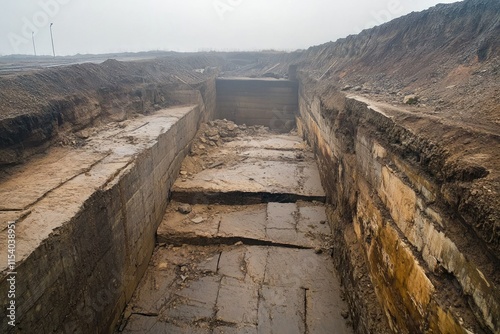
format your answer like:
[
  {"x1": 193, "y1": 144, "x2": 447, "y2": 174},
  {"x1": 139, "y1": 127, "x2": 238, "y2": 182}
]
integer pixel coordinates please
[{"x1": 0, "y1": 54, "x2": 223, "y2": 165}]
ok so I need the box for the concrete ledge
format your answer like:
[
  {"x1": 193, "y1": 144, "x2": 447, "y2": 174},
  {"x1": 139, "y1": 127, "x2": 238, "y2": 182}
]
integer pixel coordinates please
[
  {"x1": 0, "y1": 105, "x2": 201, "y2": 333},
  {"x1": 158, "y1": 201, "x2": 331, "y2": 249},
  {"x1": 171, "y1": 133, "x2": 325, "y2": 203}
]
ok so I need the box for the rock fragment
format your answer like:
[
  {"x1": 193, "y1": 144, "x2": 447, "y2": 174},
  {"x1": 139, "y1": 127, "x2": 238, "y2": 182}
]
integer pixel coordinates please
[
  {"x1": 404, "y1": 94, "x2": 419, "y2": 105},
  {"x1": 178, "y1": 204, "x2": 192, "y2": 214}
]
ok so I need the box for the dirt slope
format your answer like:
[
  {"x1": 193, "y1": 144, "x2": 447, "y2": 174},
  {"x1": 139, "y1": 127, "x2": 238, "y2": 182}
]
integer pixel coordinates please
[{"x1": 300, "y1": 0, "x2": 499, "y2": 128}]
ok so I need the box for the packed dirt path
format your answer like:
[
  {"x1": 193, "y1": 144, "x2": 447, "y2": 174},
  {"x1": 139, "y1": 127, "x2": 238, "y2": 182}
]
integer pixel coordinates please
[{"x1": 117, "y1": 121, "x2": 353, "y2": 333}]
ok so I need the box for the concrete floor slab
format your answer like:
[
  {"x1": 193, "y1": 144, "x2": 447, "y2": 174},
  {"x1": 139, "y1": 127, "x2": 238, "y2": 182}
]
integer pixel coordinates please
[
  {"x1": 123, "y1": 314, "x2": 211, "y2": 333},
  {"x1": 126, "y1": 268, "x2": 177, "y2": 314},
  {"x1": 243, "y1": 247, "x2": 268, "y2": 285},
  {"x1": 307, "y1": 288, "x2": 352, "y2": 334},
  {"x1": 121, "y1": 245, "x2": 352, "y2": 333},
  {"x1": 171, "y1": 133, "x2": 326, "y2": 203},
  {"x1": 173, "y1": 160, "x2": 325, "y2": 198},
  {"x1": 216, "y1": 276, "x2": 259, "y2": 325},
  {"x1": 264, "y1": 248, "x2": 340, "y2": 289},
  {"x1": 219, "y1": 207, "x2": 267, "y2": 241},
  {"x1": 158, "y1": 202, "x2": 331, "y2": 249},
  {"x1": 166, "y1": 276, "x2": 220, "y2": 322},
  {"x1": 217, "y1": 247, "x2": 247, "y2": 280},
  {"x1": 267, "y1": 202, "x2": 297, "y2": 229},
  {"x1": 120, "y1": 125, "x2": 351, "y2": 333},
  {"x1": 258, "y1": 285, "x2": 306, "y2": 334},
  {"x1": 212, "y1": 325, "x2": 258, "y2": 334}
]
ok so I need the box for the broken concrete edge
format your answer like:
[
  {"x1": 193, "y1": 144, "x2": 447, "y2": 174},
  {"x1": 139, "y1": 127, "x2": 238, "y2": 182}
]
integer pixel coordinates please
[
  {"x1": 0, "y1": 105, "x2": 206, "y2": 333},
  {"x1": 171, "y1": 128, "x2": 326, "y2": 199},
  {"x1": 171, "y1": 191, "x2": 326, "y2": 205},
  {"x1": 297, "y1": 85, "x2": 499, "y2": 333},
  {"x1": 157, "y1": 200, "x2": 333, "y2": 251},
  {"x1": 157, "y1": 235, "x2": 313, "y2": 250}
]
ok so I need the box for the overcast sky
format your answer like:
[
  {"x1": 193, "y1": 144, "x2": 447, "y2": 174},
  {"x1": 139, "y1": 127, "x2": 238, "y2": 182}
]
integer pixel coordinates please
[{"x1": 1, "y1": 0, "x2": 460, "y2": 56}]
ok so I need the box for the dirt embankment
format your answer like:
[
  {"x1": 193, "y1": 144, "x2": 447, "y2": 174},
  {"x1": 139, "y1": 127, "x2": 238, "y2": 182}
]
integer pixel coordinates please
[
  {"x1": 293, "y1": 1, "x2": 500, "y2": 324},
  {"x1": 299, "y1": 0, "x2": 499, "y2": 128},
  {"x1": 290, "y1": 0, "x2": 500, "y2": 259},
  {"x1": 0, "y1": 54, "x2": 225, "y2": 165}
]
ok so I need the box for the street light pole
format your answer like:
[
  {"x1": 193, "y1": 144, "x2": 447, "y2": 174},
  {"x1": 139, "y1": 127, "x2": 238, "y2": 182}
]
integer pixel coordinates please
[
  {"x1": 32, "y1": 32, "x2": 37, "y2": 56},
  {"x1": 50, "y1": 23, "x2": 55, "y2": 57}
]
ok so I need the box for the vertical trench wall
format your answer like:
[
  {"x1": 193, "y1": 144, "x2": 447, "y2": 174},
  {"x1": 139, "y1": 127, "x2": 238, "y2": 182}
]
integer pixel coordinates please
[
  {"x1": 0, "y1": 79, "x2": 217, "y2": 333},
  {"x1": 297, "y1": 83, "x2": 499, "y2": 334},
  {"x1": 216, "y1": 78, "x2": 298, "y2": 131}
]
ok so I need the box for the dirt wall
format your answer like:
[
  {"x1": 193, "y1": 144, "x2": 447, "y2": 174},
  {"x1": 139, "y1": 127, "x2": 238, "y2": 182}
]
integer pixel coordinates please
[{"x1": 297, "y1": 79, "x2": 499, "y2": 334}]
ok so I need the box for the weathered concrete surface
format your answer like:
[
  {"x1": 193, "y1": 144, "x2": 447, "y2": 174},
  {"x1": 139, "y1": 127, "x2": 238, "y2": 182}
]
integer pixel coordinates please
[
  {"x1": 297, "y1": 83, "x2": 499, "y2": 334},
  {"x1": 157, "y1": 201, "x2": 332, "y2": 249},
  {"x1": 216, "y1": 78, "x2": 298, "y2": 132},
  {"x1": 171, "y1": 133, "x2": 326, "y2": 204},
  {"x1": 0, "y1": 105, "x2": 202, "y2": 333},
  {"x1": 119, "y1": 126, "x2": 352, "y2": 333},
  {"x1": 120, "y1": 244, "x2": 352, "y2": 334}
]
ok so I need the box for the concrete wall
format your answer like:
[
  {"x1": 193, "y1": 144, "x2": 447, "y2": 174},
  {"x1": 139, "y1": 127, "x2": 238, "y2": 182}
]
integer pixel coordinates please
[
  {"x1": 297, "y1": 84, "x2": 499, "y2": 334},
  {"x1": 0, "y1": 77, "x2": 217, "y2": 333},
  {"x1": 216, "y1": 78, "x2": 298, "y2": 131}
]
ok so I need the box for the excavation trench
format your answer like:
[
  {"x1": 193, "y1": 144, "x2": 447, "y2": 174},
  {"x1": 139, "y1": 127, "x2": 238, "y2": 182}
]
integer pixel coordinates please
[
  {"x1": 117, "y1": 121, "x2": 353, "y2": 333},
  {"x1": 1, "y1": 77, "x2": 497, "y2": 334}
]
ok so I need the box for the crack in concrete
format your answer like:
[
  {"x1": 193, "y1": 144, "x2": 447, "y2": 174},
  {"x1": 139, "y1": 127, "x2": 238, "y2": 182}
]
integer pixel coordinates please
[
  {"x1": 172, "y1": 190, "x2": 326, "y2": 205},
  {"x1": 129, "y1": 122, "x2": 150, "y2": 133},
  {"x1": 211, "y1": 319, "x2": 240, "y2": 328},
  {"x1": 0, "y1": 209, "x2": 31, "y2": 232},
  {"x1": 216, "y1": 218, "x2": 222, "y2": 235},
  {"x1": 7, "y1": 152, "x2": 112, "y2": 227},
  {"x1": 100, "y1": 158, "x2": 136, "y2": 191},
  {"x1": 103, "y1": 121, "x2": 150, "y2": 140},
  {"x1": 131, "y1": 311, "x2": 159, "y2": 317},
  {"x1": 216, "y1": 251, "x2": 222, "y2": 274},
  {"x1": 293, "y1": 205, "x2": 300, "y2": 234},
  {"x1": 302, "y1": 287, "x2": 310, "y2": 334},
  {"x1": 165, "y1": 235, "x2": 313, "y2": 250},
  {"x1": 212, "y1": 275, "x2": 224, "y2": 328}
]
